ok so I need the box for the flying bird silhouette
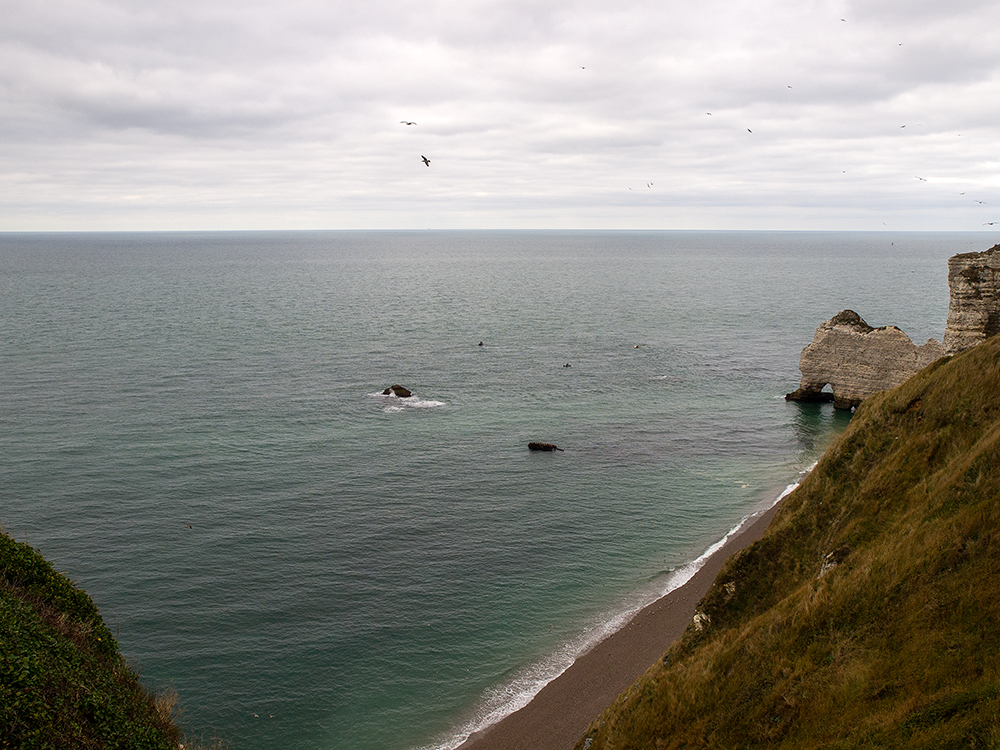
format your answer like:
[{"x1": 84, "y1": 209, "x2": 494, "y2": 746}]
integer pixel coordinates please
[
  {"x1": 916, "y1": 176, "x2": 927, "y2": 181},
  {"x1": 985, "y1": 222, "x2": 998, "y2": 226},
  {"x1": 421, "y1": 155, "x2": 431, "y2": 167},
  {"x1": 400, "y1": 121, "x2": 417, "y2": 125},
  {"x1": 976, "y1": 200, "x2": 988, "y2": 205}
]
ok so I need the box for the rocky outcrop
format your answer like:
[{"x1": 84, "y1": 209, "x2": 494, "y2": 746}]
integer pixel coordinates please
[
  {"x1": 528, "y1": 442, "x2": 563, "y2": 452},
  {"x1": 382, "y1": 385, "x2": 413, "y2": 398},
  {"x1": 785, "y1": 243, "x2": 1000, "y2": 410},
  {"x1": 943, "y1": 244, "x2": 1000, "y2": 354},
  {"x1": 785, "y1": 310, "x2": 944, "y2": 410}
]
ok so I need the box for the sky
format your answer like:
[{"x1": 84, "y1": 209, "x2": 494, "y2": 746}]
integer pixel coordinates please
[{"x1": 1, "y1": 0, "x2": 999, "y2": 231}]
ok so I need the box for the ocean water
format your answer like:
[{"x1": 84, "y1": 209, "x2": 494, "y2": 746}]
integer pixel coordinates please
[{"x1": 0, "y1": 230, "x2": 982, "y2": 749}]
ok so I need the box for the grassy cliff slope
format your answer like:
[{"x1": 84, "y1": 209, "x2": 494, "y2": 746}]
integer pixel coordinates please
[
  {"x1": 578, "y1": 335, "x2": 1000, "y2": 749},
  {"x1": 0, "y1": 531, "x2": 180, "y2": 749}
]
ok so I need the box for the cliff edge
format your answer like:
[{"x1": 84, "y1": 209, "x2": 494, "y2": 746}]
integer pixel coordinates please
[
  {"x1": 0, "y1": 530, "x2": 183, "y2": 748},
  {"x1": 944, "y1": 243, "x2": 1000, "y2": 354}
]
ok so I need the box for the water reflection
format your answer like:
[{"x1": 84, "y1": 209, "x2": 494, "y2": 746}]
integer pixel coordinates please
[{"x1": 790, "y1": 401, "x2": 855, "y2": 455}]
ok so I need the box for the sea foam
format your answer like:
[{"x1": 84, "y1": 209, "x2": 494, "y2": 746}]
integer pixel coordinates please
[{"x1": 370, "y1": 391, "x2": 446, "y2": 412}]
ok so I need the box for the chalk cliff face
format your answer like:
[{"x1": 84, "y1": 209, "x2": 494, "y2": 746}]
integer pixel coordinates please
[
  {"x1": 785, "y1": 243, "x2": 1000, "y2": 409},
  {"x1": 785, "y1": 310, "x2": 944, "y2": 409},
  {"x1": 943, "y1": 243, "x2": 1000, "y2": 354}
]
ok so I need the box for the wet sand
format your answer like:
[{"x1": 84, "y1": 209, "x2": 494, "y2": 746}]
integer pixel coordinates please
[{"x1": 460, "y1": 501, "x2": 783, "y2": 750}]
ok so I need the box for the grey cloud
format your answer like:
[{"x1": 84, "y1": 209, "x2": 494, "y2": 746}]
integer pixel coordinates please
[{"x1": 0, "y1": 0, "x2": 998, "y2": 229}]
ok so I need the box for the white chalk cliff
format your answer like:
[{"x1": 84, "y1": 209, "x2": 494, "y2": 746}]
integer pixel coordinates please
[
  {"x1": 787, "y1": 243, "x2": 1000, "y2": 409},
  {"x1": 785, "y1": 310, "x2": 944, "y2": 409},
  {"x1": 943, "y1": 244, "x2": 1000, "y2": 355}
]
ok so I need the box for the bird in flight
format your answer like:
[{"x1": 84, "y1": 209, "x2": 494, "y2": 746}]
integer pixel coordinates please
[
  {"x1": 976, "y1": 200, "x2": 988, "y2": 205},
  {"x1": 915, "y1": 176, "x2": 927, "y2": 181},
  {"x1": 421, "y1": 155, "x2": 431, "y2": 167},
  {"x1": 400, "y1": 121, "x2": 417, "y2": 125},
  {"x1": 985, "y1": 222, "x2": 998, "y2": 226}
]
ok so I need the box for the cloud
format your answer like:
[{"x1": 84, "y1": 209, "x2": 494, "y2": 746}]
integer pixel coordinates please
[{"x1": 0, "y1": 0, "x2": 998, "y2": 229}]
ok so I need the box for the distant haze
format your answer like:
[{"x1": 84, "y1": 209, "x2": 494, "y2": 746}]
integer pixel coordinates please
[{"x1": 1, "y1": 0, "x2": 998, "y2": 231}]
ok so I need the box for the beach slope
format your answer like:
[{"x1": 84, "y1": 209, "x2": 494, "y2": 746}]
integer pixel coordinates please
[{"x1": 461, "y1": 502, "x2": 784, "y2": 750}]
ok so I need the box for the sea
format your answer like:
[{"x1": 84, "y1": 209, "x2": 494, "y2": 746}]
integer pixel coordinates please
[{"x1": 0, "y1": 230, "x2": 983, "y2": 750}]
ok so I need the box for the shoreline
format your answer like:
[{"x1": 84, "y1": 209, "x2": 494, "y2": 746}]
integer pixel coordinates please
[{"x1": 456, "y1": 498, "x2": 787, "y2": 750}]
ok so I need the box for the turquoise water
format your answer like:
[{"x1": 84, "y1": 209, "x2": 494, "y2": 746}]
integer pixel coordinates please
[{"x1": 0, "y1": 230, "x2": 980, "y2": 749}]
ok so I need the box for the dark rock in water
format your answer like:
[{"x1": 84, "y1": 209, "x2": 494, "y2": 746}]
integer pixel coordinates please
[
  {"x1": 784, "y1": 388, "x2": 835, "y2": 404},
  {"x1": 528, "y1": 442, "x2": 564, "y2": 452},
  {"x1": 383, "y1": 384, "x2": 413, "y2": 398}
]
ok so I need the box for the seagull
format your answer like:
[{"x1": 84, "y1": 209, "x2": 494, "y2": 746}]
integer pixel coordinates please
[
  {"x1": 915, "y1": 176, "x2": 927, "y2": 181},
  {"x1": 976, "y1": 200, "x2": 988, "y2": 205},
  {"x1": 647, "y1": 182, "x2": 653, "y2": 188},
  {"x1": 985, "y1": 222, "x2": 998, "y2": 226},
  {"x1": 400, "y1": 121, "x2": 417, "y2": 125},
  {"x1": 184, "y1": 523, "x2": 192, "y2": 529},
  {"x1": 421, "y1": 155, "x2": 431, "y2": 167}
]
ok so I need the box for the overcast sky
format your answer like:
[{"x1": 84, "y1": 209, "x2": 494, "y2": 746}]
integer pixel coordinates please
[{"x1": 2, "y1": 0, "x2": 999, "y2": 231}]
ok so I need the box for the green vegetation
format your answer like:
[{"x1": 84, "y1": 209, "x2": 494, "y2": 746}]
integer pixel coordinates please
[
  {"x1": 578, "y1": 336, "x2": 1000, "y2": 749},
  {"x1": 0, "y1": 531, "x2": 180, "y2": 749}
]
